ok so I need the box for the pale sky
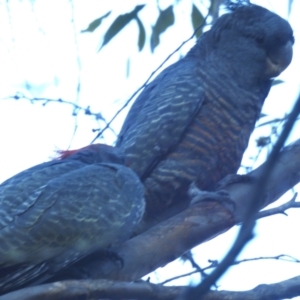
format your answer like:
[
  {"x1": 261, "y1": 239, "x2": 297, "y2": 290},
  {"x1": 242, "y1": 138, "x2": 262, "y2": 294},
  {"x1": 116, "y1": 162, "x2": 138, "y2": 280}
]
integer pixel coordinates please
[{"x1": 0, "y1": 0, "x2": 300, "y2": 297}]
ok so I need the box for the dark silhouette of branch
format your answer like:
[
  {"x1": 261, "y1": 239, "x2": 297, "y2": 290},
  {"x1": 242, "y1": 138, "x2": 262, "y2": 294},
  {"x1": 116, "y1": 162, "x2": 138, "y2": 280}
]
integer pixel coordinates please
[
  {"x1": 42, "y1": 139, "x2": 299, "y2": 295},
  {"x1": 43, "y1": 137, "x2": 300, "y2": 285},
  {"x1": 161, "y1": 254, "x2": 300, "y2": 285},
  {"x1": 257, "y1": 193, "x2": 299, "y2": 218},
  {"x1": 180, "y1": 252, "x2": 213, "y2": 286},
  {"x1": 2, "y1": 100, "x2": 300, "y2": 299},
  {"x1": 2, "y1": 275, "x2": 300, "y2": 300}
]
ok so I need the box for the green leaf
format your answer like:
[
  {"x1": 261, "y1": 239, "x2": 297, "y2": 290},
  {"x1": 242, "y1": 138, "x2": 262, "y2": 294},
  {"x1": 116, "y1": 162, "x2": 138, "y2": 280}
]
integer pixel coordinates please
[
  {"x1": 135, "y1": 17, "x2": 146, "y2": 51},
  {"x1": 99, "y1": 5, "x2": 145, "y2": 51},
  {"x1": 81, "y1": 11, "x2": 111, "y2": 33},
  {"x1": 150, "y1": 5, "x2": 175, "y2": 52},
  {"x1": 191, "y1": 4, "x2": 204, "y2": 38}
]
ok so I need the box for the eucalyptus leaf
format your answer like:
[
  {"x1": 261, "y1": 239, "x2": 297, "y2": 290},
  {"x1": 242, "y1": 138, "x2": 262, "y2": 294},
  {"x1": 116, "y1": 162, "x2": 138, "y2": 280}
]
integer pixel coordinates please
[
  {"x1": 136, "y1": 17, "x2": 146, "y2": 51},
  {"x1": 150, "y1": 5, "x2": 175, "y2": 52},
  {"x1": 191, "y1": 4, "x2": 204, "y2": 38},
  {"x1": 81, "y1": 11, "x2": 111, "y2": 33},
  {"x1": 100, "y1": 5, "x2": 145, "y2": 51}
]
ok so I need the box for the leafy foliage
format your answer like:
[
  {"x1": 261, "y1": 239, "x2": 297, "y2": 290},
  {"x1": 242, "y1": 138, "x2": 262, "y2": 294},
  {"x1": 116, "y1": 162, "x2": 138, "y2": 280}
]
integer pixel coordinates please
[
  {"x1": 83, "y1": 2, "x2": 206, "y2": 53},
  {"x1": 191, "y1": 4, "x2": 204, "y2": 39},
  {"x1": 81, "y1": 11, "x2": 111, "y2": 33},
  {"x1": 99, "y1": 5, "x2": 145, "y2": 51},
  {"x1": 150, "y1": 5, "x2": 175, "y2": 52},
  {"x1": 136, "y1": 16, "x2": 146, "y2": 51}
]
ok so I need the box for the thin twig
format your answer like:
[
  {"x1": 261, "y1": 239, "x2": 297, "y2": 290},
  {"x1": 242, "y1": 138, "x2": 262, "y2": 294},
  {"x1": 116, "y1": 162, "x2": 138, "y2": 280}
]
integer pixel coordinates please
[
  {"x1": 257, "y1": 193, "x2": 299, "y2": 218},
  {"x1": 162, "y1": 254, "x2": 300, "y2": 285}
]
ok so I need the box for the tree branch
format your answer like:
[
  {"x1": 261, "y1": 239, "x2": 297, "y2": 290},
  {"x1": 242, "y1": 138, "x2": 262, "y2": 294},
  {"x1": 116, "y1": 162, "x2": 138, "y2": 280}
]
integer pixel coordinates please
[
  {"x1": 2, "y1": 139, "x2": 300, "y2": 299},
  {"x1": 2, "y1": 275, "x2": 300, "y2": 300},
  {"x1": 161, "y1": 254, "x2": 300, "y2": 285},
  {"x1": 257, "y1": 193, "x2": 299, "y2": 218},
  {"x1": 47, "y1": 138, "x2": 300, "y2": 285}
]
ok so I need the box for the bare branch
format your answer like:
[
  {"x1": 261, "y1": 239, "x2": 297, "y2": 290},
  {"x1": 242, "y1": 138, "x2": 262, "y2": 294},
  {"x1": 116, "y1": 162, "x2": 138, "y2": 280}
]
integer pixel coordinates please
[
  {"x1": 2, "y1": 275, "x2": 300, "y2": 300},
  {"x1": 162, "y1": 254, "x2": 300, "y2": 285},
  {"x1": 3, "y1": 136, "x2": 299, "y2": 298},
  {"x1": 69, "y1": 138, "x2": 300, "y2": 283},
  {"x1": 257, "y1": 193, "x2": 300, "y2": 218},
  {"x1": 1, "y1": 93, "x2": 118, "y2": 137}
]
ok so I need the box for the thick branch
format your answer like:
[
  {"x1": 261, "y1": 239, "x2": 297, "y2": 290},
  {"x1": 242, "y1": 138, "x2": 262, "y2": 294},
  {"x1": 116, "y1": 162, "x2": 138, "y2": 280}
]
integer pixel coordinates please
[
  {"x1": 2, "y1": 275, "x2": 300, "y2": 300},
  {"x1": 82, "y1": 139, "x2": 300, "y2": 281},
  {"x1": 2, "y1": 140, "x2": 300, "y2": 299}
]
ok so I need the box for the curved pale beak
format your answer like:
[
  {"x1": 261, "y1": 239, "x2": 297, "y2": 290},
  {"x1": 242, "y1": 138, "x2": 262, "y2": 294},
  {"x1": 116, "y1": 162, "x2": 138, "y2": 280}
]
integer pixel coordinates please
[{"x1": 265, "y1": 40, "x2": 293, "y2": 78}]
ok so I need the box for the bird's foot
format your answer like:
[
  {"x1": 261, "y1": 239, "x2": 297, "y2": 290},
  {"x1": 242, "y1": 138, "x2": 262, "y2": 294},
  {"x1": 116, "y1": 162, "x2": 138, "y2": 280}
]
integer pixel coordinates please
[
  {"x1": 84, "y1": 248, "x2": 124, "y2": 270},
  {"x1": 103, "y1": 249, "x2": 124, "y2": 269},
  {"x1": 188, "y1": 182, "x2": 235, "y2": 213}
]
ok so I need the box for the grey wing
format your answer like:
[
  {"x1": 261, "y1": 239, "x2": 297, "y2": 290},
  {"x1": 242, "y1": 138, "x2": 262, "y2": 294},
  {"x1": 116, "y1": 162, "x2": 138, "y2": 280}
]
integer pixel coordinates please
[
  {"x1": 0, "y1": 159, "x2": 86, "y2": 229},
  {"x1": 0, "y1": 163, "x2": 144, "y2": 293},
  {"x1": 116, "y1": 58, "x2": 205, "y2": 179}
]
